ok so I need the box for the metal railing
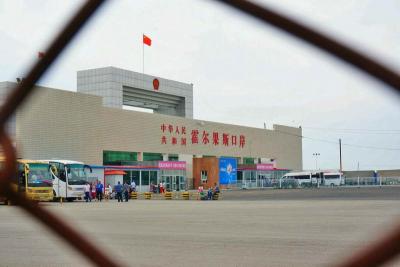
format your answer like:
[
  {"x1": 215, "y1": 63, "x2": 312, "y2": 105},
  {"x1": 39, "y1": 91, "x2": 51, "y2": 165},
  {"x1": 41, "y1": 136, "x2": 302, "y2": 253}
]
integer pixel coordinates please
[{"x1": 0, "y1": 0, "x2": 399, "y2": 266}]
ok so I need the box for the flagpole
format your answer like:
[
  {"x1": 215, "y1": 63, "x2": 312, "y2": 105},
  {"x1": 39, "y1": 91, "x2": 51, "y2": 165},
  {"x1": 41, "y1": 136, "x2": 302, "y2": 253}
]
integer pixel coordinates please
[
  {"x1": 142, "y1": 33, "x2": 144, "y2": 74},
  {"x1": 142, "y1": 33, "x2": 145, "y2": 90}
]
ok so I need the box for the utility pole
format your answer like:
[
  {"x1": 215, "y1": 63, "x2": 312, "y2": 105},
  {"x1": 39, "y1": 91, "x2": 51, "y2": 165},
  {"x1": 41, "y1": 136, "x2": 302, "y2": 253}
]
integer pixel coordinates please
[{"x1": 339, "y1": 139, "x2": 342, "y2": 172}]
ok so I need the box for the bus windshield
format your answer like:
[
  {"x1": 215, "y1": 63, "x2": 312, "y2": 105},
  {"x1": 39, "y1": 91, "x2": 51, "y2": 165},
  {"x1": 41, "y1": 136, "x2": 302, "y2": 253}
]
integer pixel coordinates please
[
  {"x1": 67, "y1": 164, "x2": 88, "y2": 185},
  {"x1": 27, "y1": 163, "x2": 52, "y2": 187}
]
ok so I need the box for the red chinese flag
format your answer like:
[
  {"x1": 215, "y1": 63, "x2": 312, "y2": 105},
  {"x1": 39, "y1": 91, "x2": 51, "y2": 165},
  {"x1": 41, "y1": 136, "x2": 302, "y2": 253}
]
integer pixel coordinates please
[
  {"x1": 143, "y1": 34, "x2": 151, "y2": 46},
  {"x1": 38, "y1": 51, "x2": 45, "y2": 58}
]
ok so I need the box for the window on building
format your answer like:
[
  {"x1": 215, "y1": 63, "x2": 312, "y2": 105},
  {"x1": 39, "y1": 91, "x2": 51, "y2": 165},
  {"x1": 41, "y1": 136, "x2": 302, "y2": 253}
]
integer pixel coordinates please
[
  {"x1": 103, "y1": 151, "x2": 137, "y2": 165},
  {"x1": 243, "y1": 157, "x2": 255, "y2": 164},
  {"x1": 143, "y1": 152, "x2": 163, "y2": 161},
  {"x1": 201, "y1": 170, "x2": 208, "y2": 183},
  {"x1": 142, "y1": 171, "x2": 150, "y2": 186},
  {"x1": 131, "y1": 171, "x2": 140, "y2": 185},
  {"x1": 237, "y1": 171, "x2": 243, "y2": 182},
  {"x1": 168, "y1": 154, "x2": 179, "y2": 161},
  {"x1": 150, "y1": 171, "x2": 158, "y2": 185}
]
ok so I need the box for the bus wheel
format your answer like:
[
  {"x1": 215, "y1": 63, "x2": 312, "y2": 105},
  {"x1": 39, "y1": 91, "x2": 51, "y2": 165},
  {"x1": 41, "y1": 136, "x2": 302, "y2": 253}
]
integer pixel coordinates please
[{"x1": 330, "y1": 183, "x2": 335, "y2": 187}]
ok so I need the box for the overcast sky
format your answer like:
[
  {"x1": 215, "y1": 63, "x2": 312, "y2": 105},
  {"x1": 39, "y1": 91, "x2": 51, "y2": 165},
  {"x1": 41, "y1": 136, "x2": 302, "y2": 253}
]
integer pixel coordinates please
[{"x1": 1, "y1": 0, "x2": 399, "y2": 171}]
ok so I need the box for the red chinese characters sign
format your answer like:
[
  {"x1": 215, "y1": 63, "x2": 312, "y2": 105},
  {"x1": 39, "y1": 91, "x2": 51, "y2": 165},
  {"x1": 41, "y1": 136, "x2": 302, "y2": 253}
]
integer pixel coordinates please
[{"x1": 160, "y1": 123, "x2": 246, "y2": 148}]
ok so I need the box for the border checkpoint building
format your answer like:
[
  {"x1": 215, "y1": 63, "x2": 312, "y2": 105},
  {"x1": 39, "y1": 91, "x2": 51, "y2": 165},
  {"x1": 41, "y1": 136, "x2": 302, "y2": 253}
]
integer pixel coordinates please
[{"x1": 0, "y1": 66, "x2": 303, "y2": 191}]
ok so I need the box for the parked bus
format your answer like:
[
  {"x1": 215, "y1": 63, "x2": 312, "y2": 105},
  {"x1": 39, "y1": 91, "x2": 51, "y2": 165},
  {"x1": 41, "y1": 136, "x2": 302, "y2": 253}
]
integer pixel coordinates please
[
  {"x1": 47, "y1": 160, "x2": 92, "y2": 201},
  {"x1": 1, "y1": 159, "x2": 53, "y2": 204}
]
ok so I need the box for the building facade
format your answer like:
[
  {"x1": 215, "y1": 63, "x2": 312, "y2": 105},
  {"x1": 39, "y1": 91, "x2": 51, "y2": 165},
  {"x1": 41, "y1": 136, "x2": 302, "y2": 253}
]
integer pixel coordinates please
[{"x1": 0, "y1": 67, "x2": 302, "y2": 190}]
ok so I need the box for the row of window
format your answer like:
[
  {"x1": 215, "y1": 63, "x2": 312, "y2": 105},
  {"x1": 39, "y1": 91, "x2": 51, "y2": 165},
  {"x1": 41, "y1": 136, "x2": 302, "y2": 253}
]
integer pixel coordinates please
[
  {"x1": 104, "y1": 151, "x2": 268, "y2": 166},
  {"x1": 103, "y1": 151, "x2": 179, "y2": 165}
]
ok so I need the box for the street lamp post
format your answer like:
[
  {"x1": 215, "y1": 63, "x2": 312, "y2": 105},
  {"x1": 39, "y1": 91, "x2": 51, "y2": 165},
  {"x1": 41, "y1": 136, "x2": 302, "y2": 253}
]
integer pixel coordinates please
[
  {"x1": 313, "y1": 153, "x2": 320, "y2": 188},
  {"x1": 313, "y1": 153, "x2": 320, "y2": 170}
]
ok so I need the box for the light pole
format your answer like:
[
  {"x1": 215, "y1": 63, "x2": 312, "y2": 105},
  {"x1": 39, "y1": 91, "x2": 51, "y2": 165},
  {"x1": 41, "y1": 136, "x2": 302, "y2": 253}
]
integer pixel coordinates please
[
  {"x1": 313, "y1": 153, "x2": 320, "y2": 170},
  {"x1": 313, "y1": 153, "x2": 321, "y2": 188}
]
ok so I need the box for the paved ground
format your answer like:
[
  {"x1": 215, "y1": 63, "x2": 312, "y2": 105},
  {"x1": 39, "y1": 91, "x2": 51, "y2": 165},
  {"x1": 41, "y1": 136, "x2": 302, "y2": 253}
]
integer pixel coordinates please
[
  {"x1": 221, "y1": 186, "x2": 400, "y2": 200},
  {"x1": 1, "y1": 188, "x2": 400, "y2": 267}
]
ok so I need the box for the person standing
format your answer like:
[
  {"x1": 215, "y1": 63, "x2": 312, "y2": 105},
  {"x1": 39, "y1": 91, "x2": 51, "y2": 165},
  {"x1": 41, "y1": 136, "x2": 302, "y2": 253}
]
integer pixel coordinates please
[
  {"x1": 96, "y1": 180, "x2": 104, "y2": 202},
  {"x1": 90, "y1": 181, "x2": 96, "y2": 201},
  {"x1": 107, "y1": 184, "x2": 113, "y2": 199},
  {"x1": 150, "y1": 182, "x2": 154, "y2": 193},
  {"x1": 123, "y1": 182, "x2": 130, "y2": 202},
  {"x1": 207, "y1": 187, "x2": 213, "y2": 200},
  {"x1": 84, "y1": 182, "x2": 91, "y2": 202},
  {"x1": 213, "y1": 183, "x2": 220, "y2": 194},
  {"x1": 130, "y1": 180, "x2": 136, "y2": 192},
  {"x1": 197, "y1": 185, "x2": 204, "y2": 200},
  {"x1": 105, "y1": 184, "x2": 111, "y2": 200},
  {"x1": 114, "y1": 181, "x2": 123, "y2": 202},
  {"x1": 159, "y1": 182, "x2": 164, "y2": 194}
]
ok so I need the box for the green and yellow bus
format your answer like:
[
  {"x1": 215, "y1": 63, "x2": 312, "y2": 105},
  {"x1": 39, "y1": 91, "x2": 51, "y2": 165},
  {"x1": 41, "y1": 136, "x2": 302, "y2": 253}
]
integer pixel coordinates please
[{"x1": 1, "y1": 159, "x2": 53, "y2": 204}]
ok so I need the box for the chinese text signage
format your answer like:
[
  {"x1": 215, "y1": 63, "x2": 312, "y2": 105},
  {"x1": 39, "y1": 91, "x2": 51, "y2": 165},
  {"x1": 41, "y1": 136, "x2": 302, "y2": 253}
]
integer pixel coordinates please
[
  {"x1": 160, "y1": 123, "x2": 246, "y2": 148},
  {"x1": 256, "y1": 163, "x2": 274, "y2": 171},
  {"x1": 158, "y1": 161, "x2": 186, "y2": 170}
]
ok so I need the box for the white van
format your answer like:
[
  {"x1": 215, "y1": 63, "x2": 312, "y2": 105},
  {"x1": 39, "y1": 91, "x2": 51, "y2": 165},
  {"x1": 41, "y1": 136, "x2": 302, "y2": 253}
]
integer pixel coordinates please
[
  {"x1": 323, "y1": 172, "x2": 343, "y2": 186},
  {"x1": 281, "y1": 172, "x2": 315, "y2": 187}
]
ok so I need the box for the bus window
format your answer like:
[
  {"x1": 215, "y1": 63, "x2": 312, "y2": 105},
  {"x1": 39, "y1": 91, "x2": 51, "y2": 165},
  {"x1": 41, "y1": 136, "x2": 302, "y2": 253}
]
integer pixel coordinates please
[
  {"x1": 52, "y1": 162, "x2": 66, "y2": 182},
  {"x1": 325, "y1": 175, "x2": 340, "y2": 179}
]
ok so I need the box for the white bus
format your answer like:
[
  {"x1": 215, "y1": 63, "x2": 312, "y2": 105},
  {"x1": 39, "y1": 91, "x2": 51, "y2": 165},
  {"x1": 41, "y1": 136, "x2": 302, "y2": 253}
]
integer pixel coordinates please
[{"x1": 46, "y1": 160, "x2": 92, "y2": 201}]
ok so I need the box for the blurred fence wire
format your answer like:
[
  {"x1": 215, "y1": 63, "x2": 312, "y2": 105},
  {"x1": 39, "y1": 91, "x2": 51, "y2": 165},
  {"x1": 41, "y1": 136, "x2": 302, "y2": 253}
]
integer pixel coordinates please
[{"x1": 0, "y1": 0, "x2": 399, "y2": 266}]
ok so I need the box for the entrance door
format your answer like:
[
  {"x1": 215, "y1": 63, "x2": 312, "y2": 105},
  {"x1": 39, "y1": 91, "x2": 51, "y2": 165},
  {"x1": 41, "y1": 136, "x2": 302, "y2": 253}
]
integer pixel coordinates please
[
  {"x1": 243, "y1": 171, "x2": 256, "y2": 188},
  {"x1": 159, "y1": 175, "x2": 186, "y2": 191},
  {"x1": 161, "y1": 176, "x2": 172, "y2": 192},
  {"x1": 179, "y1": 176, "x2": 186, "y2": 191},
  {"x1": 160, "y1": 175, "x2": 185, "y2": 191},
  {"x1": 257, "y1": 175, "x2": 265, "y2": 188},
  {"x1": 171, "y1": 176, "x2": 177, "y2": 191}
]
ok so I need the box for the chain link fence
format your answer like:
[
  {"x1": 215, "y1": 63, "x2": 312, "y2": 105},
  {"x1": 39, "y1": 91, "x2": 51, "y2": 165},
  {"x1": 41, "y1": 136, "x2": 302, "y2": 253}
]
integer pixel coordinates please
[{"x1": 0, "y1": 0, "x2": 400, "y2": 267}]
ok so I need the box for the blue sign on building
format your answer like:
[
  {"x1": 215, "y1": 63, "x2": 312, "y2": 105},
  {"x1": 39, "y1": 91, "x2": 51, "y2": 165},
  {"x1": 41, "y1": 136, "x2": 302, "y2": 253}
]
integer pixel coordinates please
[{"x1": 219, "y1": 157, "x2": 237, "y2": 185}]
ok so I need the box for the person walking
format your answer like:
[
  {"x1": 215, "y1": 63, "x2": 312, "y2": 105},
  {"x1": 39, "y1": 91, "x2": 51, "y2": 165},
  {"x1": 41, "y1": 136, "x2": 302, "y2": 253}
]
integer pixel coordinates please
[
  {"x1": 114, "y1": 181, "x2": 123, "y2": 202},
  {"x1": 123, "y1": 182, "x2": 130, "y2": 202},
  {"x1": 84, "y1": 182, "x2": 91, "y2": 202},
  {"x1": 96, "y1": 180, "x2": 104, "y2": 202}
]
